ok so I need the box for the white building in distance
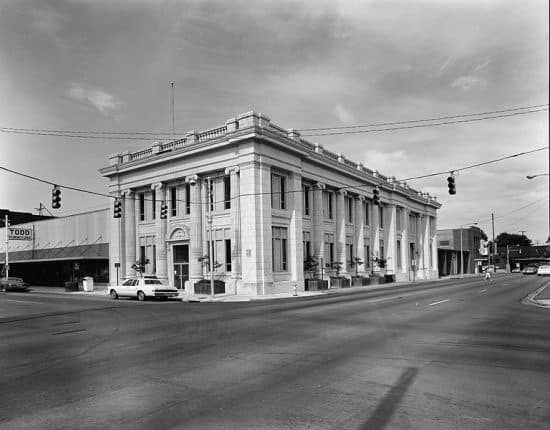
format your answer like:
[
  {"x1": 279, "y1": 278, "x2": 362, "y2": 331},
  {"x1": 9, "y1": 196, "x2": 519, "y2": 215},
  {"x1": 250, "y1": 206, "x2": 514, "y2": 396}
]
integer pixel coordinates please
[{"x1": 100, "y1": 111, "x2": 441, "y2": 296}]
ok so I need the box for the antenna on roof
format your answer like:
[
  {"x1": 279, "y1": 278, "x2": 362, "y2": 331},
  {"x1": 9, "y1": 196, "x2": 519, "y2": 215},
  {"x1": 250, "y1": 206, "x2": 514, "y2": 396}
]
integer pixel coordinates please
[
  {"x1": 171, "y1": 82, "x2": 175, "y2": 138},
  {"x1": 35, "y1": 202, "x2": 53, "y2": 217}
]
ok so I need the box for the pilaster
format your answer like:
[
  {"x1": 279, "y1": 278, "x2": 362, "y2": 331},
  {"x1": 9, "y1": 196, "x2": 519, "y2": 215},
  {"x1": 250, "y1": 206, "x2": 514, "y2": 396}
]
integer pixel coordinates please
[
  {"x1": 122, "y1": 189, "x2": 136, "y2": 278},
  {"x1": 186, "y1": 175, "x2": 202, "y2": 286},
  {"x1": 354, "y1": 195, "x2": 366, "y2": 275},
  {"x1": 312, "y1": 182, "x2": 325, "y2": 277},
  {"x1": 225, "y1": 166, "x2": 242, "y2": 292},
  {"x1": 335, "y1": 189, "x2": 347, "y2": 275},
  {"x1": 151, "y1": 182, "x2": 167, "y2": 280},
  {"x1": 288, "y1": 171, "x2": 304, "y2": 285}
]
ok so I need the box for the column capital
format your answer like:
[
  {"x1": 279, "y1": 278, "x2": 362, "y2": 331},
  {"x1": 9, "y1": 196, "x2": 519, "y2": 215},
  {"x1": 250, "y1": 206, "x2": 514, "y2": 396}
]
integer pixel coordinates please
[
  {"x1": 337, "y1": 189, "x2": 347, "y2": 196},
  {"x1": 355, "y1": 194, "x2": 365, "y2": 202},
  {"x1": 121, "y1": 189, "x2": 134, "y2": 198},
  {"x1": 185, "y1": 175, "x2": 199, "y2": 185},
  {"x1": 224, "y1": 166, "x2": 240, "y2": 175},
  {"x1": 151, "y1": 182, "x2": 164, "y2": 191},
  {"x1": 315, "y1": 182, "x2": 326, "y2": 190}
]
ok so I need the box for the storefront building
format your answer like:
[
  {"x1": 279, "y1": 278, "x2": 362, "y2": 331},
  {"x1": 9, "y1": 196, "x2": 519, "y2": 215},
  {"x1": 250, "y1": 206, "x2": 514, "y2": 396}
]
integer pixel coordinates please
[{"x1": 101, "y1": 111, "x2": 441, "y2": 296}]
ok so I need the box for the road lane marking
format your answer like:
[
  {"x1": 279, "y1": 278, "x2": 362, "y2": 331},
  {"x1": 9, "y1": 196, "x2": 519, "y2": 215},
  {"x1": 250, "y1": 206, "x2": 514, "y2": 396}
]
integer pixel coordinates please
[
  {"x1": 479, "y1": 289, "x2": 487, "y2": 293},
  {"x1": 5, "y1": 299, "x2": 45, "y2": 304},
  {"x1": 429, "y1": 299, "x2": 449, "y2": 306}
]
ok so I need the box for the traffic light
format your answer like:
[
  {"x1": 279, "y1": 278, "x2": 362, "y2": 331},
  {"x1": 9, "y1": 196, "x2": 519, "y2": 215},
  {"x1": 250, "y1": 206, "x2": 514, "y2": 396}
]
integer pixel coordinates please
[
  {"x1": 447, "y1": 175, "x2": 456, "y2": 195},
  {"x1": 52, "y1": 185, "x2": 61, "y2": 209},
  {"x1": 113, "y1": 198, "x2": 122, "y2": 218},
  {"x1": 160, "y1": 201, "x2": 168, "y2": 219},
  {"x1": 373, "y1": 187, "x2": 380, "y2": 206}
]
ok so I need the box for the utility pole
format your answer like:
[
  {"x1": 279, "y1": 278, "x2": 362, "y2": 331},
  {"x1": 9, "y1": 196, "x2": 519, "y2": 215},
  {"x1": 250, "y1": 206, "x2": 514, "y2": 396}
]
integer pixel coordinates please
[
  {"x1": 519, "y1": 230, "x2": 527, "y2": 237},
  {"x1": 4, "y1": 214, "x2": 8, "y2": 280},
  {"x1": 491, "y1": 213, "x2": 496, "y2": 272}
]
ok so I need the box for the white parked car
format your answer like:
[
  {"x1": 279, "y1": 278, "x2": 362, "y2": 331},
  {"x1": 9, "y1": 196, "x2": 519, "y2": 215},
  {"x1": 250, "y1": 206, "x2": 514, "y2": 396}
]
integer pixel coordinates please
[
  {"x1": 109, "y1": 276, "x2": 179, "y2": 301},
  {"x1": 537, "y1": 265, "x2": 550, "y2": 276}
]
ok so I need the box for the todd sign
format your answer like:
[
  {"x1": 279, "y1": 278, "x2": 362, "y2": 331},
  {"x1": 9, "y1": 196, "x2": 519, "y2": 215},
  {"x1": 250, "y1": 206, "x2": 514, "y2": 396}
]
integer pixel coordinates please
[{"x1": 8, "y1": 227, "x2": 33, "y2": 241}]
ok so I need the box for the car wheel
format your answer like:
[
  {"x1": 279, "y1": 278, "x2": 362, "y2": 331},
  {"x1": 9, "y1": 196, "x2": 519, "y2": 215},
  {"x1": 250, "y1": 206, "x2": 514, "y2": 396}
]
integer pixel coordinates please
[
  {"x1": 110, "y1": 289, "x2": 118, "y2": 299},
  {"x1": 137, "y1": 291, "x2": 146, "y2": 301}
]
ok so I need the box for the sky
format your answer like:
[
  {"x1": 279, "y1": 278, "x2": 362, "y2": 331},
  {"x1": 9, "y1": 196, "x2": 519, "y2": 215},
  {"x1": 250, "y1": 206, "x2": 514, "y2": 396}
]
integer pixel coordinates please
[{"x1": 0, "y1": 0, "x2": 548, "y2": 243}]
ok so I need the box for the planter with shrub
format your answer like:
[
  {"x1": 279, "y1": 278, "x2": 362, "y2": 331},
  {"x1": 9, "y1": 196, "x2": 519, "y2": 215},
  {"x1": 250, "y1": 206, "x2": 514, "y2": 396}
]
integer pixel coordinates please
[
  {"x1": 194, "y1": 279, "x2": 225, "y2": 295},
  {"x1": 351, "y1": 276, "x2": 370, "y2": 286}
]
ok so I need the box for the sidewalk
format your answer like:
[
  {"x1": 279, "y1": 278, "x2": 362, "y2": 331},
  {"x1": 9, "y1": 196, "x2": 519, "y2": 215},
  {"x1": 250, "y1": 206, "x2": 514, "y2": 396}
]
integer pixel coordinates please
[
  {"x1": 532, "y1": 280, "x2": 550, "y2": 307},
  {"x1": 24, "y1": 274, "x2": 509, "y2": 303}
]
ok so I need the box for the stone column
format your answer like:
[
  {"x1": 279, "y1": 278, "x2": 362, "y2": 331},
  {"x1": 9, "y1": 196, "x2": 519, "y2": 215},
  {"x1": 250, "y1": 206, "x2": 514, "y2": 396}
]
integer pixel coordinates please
[
  {"x1": 122, "y1": 190, "x2": 136, "y2": 278},
  {"x1": 239, "y1": 162, "x2": 273, "y2": 295},
  {"x1": 384, "y1": 204, "x2": 396, "y2": 275},
  {"x1": 422, "y1": 214, "x2": 431, "y2": 275},
  {"x1": 152, "y1": 182, "x2": 167, "y2": 280},
  {"x1": 312, "y1": 182, "x2": 325, "y2": 277},
  {"x1": 288, "y1": 171, "x2": 304, "y2": 286},
  {"x1": 372, "y1": 199, "x2": 381, "y2": 270},
  {"x1": 225, "y1": 166, "x2": 241, "y2": 291},
  {"x1": 402, "y1": 208, "x2": 410, "y2": 276},
  {"x1": 354, "y1": 195, "x2": 366, "y2": 275},
  {"x1": 431, "y1": 216, "x2": 438, "y2": 274},
  {"x1": 335, "y1": 189, "x2": 347, "y2": 275},
  {"x1": 186, "y1": 175, "x2": 202, "y2": 286},
  {"x1": 417, "y1": 214, "x2": 424, "y2": 277}
]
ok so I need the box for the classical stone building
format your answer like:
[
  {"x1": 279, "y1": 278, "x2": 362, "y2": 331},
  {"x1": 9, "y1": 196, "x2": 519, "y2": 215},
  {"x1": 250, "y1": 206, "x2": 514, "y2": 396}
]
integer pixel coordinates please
[{"x1": 100, "y1": 111, "x2": 440, "y2": 295}]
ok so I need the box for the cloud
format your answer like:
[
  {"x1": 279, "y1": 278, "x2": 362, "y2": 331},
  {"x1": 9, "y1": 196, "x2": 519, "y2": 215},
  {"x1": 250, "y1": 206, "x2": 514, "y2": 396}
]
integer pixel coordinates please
[
  {"x1": 31, "y1": 6, "x2": 63, "y2": 37},
  {"x1": 66, "y1": 83, "x2": 121, "y2": 115},
  {"x1": 451, "y1": 75, "x2": 487, "y2": 90},
  {"x1": 334, "y1": 103, "x2": 355, "y2": 124},
  {"x1": 363, "y1": 149, "x2": 409, "y2": 178}
]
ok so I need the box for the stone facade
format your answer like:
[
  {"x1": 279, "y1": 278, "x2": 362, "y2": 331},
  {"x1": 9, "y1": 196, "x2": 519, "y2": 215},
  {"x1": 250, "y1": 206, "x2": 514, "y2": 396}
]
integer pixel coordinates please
[{"x1": 100, "y1": 111, "x2": 441, "y2": 295}]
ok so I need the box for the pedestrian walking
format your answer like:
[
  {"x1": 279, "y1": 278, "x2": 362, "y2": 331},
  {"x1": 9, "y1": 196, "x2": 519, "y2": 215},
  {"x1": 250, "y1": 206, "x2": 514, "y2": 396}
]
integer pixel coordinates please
[{"x1": 484, "y1": 267, "x2": 492, "y2": 281}]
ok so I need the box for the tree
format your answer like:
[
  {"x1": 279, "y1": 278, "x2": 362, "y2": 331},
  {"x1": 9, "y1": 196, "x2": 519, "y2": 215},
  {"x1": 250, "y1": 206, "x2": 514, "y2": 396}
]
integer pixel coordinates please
[{"x1": 495, "y1": 232, "x2": 532, "y2": 247}]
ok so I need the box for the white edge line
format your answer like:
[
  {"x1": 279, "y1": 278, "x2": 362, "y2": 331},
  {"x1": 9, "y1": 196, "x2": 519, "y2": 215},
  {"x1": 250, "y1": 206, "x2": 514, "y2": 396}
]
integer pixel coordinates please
[
  {"x1": 479, "y1": 289, "x2": 487, "y2": 293},
  {"x1": 429, "y1": 299, "x2": 450, "y2": 306}
]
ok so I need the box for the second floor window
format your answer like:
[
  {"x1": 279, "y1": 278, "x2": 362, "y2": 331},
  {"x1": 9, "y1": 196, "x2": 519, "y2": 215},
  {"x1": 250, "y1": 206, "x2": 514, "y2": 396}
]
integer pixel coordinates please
[
  {"x1": 364, "y1": 201, "x2": 369, "y2": 225},
  {"x1": 346, "y1": 197, "x2": 353, "y2": 223},
  {"x1": 323, "y1": 191, "x2": 333, "y2": 219},
  {"x1": 271, "y1": 174, "x2": 286, "y2": 210},
  {"x1": 379, "y1": 205, "x2": 384, "y2": 229},
  {"x1": 303, "y1": 185, "x2": 310, "y2": 216},
  {"x1": 139, "y1": 193, "x2": 145, "y2": 221},
  {"x1": 185, "y1": 183, "x2": 191, "y2": 215},
  {"x1": 224, "y1": 176, "x2": 231, "y2": 210},
  {"x1": 152, "y1": 190, "x2": 156, "y2": 219},
  {"x1": 170, "y1": 187, "x2": 177, "y2": 217}
]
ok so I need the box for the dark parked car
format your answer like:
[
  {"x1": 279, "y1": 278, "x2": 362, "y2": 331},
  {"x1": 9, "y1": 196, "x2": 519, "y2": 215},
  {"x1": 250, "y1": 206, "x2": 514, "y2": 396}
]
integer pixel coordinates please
[
  {"x1": 522, "y1": 266, "x2": 538, "y2": 275},
  {"x1": 0, "y1": 277, "x2": 30, "y2": 292}
]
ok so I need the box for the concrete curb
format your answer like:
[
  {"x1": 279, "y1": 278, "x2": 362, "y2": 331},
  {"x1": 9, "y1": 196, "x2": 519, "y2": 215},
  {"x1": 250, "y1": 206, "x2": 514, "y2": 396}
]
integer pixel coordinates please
[{"x1": 522, "y1": 282, "x2": 550, "y2": 308}]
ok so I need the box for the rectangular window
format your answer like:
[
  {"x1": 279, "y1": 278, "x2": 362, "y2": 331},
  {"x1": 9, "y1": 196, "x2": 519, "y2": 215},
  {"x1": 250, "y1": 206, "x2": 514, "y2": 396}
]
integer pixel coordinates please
[
  {"x1": 323, "y1": 191, "x2": 334, "y2": 219},
  {"x1": 364, "y1": 201, "x2": 369, "y2": 225},
  {"x1": 303, "y1": 186, "x2": 310, "y2": 216},
  {"x1": 396, "y1": 207, "x2": 401, "y2": 231},
  {"x1": 409, "y1": 214, "x2": 417, "y2": 235},
  {"x1": 365, "y1": 244, "x2": 371, "y2": 268},
  {"x1": 208, "y1": 180, "x2": 214, "y2": 212},
  {"x1": 346, "y1": 236, "x2": 353, "y2": 271},
  {"x1": 139, "y1": 193, "x2": 145, "y2": 221},
  {"x1": 170, "y1": 187, "x2": 177, "y2": 217},
  {"x1": 346, "y1": 197, "x2": 353, "y2": 223},
  {"x1": 271, "y1": 174, "x2": 286, "y2": 210},
  {"x1": 272, "y1": 227, "x2": 288, "y2": 272},
  {"x1": 152, "y1": 190, "x2": 156, "y2": 220},
  {"x1": 225, "y1": 239, "x2": 232, "y2": 272},
  {"x1": 303, "y1": 231, "x2": 311, "y2": 261},
  {"x1": 152, "y1": 245, "x2": 156, "y2": 274},
  {"x1": 379, "y1": 240, "x2": 385, "y2": 261},
  {"x1": 185, "y1": 183, "x2": 191, "y2": 215},
  {"x1": 140, "y1": 245, "x2": 146, "y2": 264},
  {"x1": 224, "y1": 176, "x2": 231, "y2": 210},
  {"x1": 324, "y1": 233, "x2": 334, "y2": 266},
  {"x1": 397, "y1": 240, "x2": 402, "y2": 270},
  {"x1": 379, "y1": 205, "x2": 384, "y2": 229}
]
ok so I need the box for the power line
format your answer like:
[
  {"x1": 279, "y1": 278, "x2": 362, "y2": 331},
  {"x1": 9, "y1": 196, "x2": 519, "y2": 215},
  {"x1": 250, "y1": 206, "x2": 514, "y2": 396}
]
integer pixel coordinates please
[
  {"x1": 0, "y1": 103, "x2": 547, "y2": 141},
  {"x1": 301, "y1": 108, "x2": 549, "y2": 137},
  {"x1": 300, "y1": 103, "x2": 549, "y2": 131},
  {"x1": 1, "y1": 146, "x2": 547, "y2": 207}
]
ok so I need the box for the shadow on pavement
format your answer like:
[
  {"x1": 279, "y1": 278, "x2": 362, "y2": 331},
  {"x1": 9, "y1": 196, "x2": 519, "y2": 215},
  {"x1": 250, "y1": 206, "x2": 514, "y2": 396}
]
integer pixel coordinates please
[{"x1": 360, "y1": 367, "x2": 418, "y2": 430}]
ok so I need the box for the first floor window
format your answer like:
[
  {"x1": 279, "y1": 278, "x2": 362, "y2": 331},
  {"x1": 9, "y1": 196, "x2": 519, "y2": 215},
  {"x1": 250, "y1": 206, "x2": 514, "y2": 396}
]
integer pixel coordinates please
[
  {"x1": 346, "y1": 236, "x2": 354, "y2": 271},
  {"x1": 272, "y1": 227, "x2": 288, "y2": 271},
  {"x1": 207, "y1": 229, "x2": 232, "y2": 273},
  {"x1": 303, "y1": 231, "x2": 312, "y2": 261},
  {"x1": 397, "y1": 240, "x2": 402, "y2": 270},
  {"x1": 225, "y1": 239, "x2": 232, "y2": 272},
  {"x1": 365, "y1": 244, "x2": 371, "y2": 268},
  {"x1": 324, "y1": 233, "x2": 334, "y2": 267}
]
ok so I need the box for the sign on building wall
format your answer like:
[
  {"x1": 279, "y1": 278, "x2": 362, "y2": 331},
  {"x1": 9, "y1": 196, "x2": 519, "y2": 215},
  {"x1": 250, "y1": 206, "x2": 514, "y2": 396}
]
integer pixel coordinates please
[
  {"x1": 479, "y1": 240, "x2": 489, "y2": 256},
  {"x1": 8, "y1": 227, "x2": 33, "y2": 241}
]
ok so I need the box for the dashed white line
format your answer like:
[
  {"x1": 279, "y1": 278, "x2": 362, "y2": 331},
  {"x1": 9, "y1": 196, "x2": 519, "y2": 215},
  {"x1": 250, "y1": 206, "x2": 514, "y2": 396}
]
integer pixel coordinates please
[
  {"x1": 429, "y1": 299, "x2": 450, "y2": 306},
  {"x1": 479, "y1": 289, "x2": 487, "y2": 293},
  {"x1": 5, "y1": 299, "x2": 45, "y2": 304}
]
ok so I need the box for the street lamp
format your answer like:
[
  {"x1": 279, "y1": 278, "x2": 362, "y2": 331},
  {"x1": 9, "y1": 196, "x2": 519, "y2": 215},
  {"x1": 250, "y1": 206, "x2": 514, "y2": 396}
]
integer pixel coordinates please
[
  {"x1": 526, "y1": 172, "x2": 550, "y2": 243},
  {"x1": 460, "y1": 222, "x2": 478, "y2": 278}
]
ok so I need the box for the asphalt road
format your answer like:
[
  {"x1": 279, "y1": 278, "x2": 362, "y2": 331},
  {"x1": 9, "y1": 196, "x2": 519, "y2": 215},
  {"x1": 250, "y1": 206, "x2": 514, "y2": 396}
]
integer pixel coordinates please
[{"x1": 1, "y1": 274, "x2": 549, "y2": 429}]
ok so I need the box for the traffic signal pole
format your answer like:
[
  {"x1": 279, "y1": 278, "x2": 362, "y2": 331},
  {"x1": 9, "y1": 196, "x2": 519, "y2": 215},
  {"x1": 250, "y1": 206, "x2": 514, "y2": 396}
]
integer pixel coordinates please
[{"x1": 4, "y1": 215, "x2": 9, "y2": 280}]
